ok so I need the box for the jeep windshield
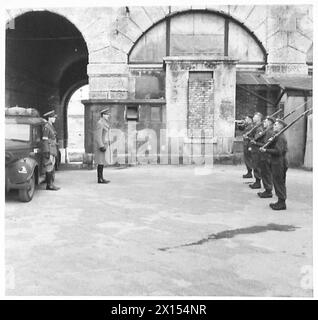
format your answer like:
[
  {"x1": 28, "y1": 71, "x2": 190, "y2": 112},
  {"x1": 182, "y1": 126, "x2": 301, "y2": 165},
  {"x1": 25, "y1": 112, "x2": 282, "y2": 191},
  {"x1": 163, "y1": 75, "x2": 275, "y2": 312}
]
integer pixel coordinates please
[{"x1": 5, "y1": 123, "x2": 30, "y2": 142}]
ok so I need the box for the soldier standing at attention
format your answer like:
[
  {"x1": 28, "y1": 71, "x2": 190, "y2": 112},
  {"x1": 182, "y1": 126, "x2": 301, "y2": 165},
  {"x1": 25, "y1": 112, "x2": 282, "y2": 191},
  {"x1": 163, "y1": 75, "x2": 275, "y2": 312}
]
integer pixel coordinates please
[
  {"x1": 237, "y1": 115, "x2": 254, "y2": 178},
  {"x1": 94, "y1": 107, "x2": 111, "y2": 184},
  {"x1": 42, "y1": 110, "x2": 60, "y2": 191},
  {"x1": 250, "y1": 116, "x2": 275, "y2": 198},
  {"x1": 248, "y1": 112, "x2": 264, "y2": 189},
  {"x1": 260, "y1": 119, "x2": 288, "y2": 210}
]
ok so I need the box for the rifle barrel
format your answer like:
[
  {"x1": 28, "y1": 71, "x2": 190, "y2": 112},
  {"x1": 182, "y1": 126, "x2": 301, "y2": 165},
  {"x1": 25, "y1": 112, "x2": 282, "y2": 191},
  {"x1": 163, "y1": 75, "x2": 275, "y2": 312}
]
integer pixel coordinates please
[
  {"x1": 262, "y1": 108, "x2": 312, "y2": 149},
  {"x1": 282, "y1": 99, "x2": 312, "y2": 120},
  {"x1": 245, "y1": 108, "x2": 283, "y2": 137},
  {"x1": 270, "y1": 108, "x2": 283, "y2": 118}
]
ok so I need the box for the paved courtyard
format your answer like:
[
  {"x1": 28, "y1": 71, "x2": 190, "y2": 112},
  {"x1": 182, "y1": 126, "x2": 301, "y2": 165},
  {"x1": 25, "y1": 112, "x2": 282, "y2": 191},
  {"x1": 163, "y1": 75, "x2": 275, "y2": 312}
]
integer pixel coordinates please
[{"x1": 5, "y1": 165, "x2": 313, "y2": 296}]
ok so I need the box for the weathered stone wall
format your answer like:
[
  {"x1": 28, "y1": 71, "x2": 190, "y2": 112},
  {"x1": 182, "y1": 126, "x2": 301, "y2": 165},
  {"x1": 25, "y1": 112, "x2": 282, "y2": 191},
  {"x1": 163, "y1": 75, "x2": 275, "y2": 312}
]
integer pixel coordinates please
[
  {"x1": 6, "y1": 5, "x2": 313, "y2": 98},
  {"x1": 281, "y1": 92, "x2": 312, "y2": 167},
  {"x1": 83, "y1": 100, "x2": 166, "y2": 165},
  {"x1": 164, "y1": 56, "x2": 237, "y2": 156}
]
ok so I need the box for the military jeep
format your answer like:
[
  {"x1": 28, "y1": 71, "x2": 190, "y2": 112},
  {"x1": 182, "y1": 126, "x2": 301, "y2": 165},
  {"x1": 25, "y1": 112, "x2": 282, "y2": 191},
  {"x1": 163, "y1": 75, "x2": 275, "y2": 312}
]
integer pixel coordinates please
[{"x1": 5, "y1": 107, "x2": 61, "y2": 202}]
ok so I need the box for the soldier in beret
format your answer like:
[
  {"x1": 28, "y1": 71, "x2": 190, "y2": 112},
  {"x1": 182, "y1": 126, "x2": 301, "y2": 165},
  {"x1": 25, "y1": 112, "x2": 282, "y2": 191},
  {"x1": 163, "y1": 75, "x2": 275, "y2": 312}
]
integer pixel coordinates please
[
  {"x1": 94, "y1": 108, "x2": 111, "y2": 184},
  {"x1": 260, "y1": 119, "x2": 288, "y2": 210},
  {"x1": 42, "y1": 110, "x2": 60, "y2": 191}
]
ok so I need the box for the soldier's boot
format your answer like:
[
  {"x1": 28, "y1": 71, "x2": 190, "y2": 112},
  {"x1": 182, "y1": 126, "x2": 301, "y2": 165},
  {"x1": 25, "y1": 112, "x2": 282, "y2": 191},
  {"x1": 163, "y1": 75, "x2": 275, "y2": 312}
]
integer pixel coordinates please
[
  {"x1": 249, "y1": 178, "x2": 261, "y2": 189},
  {"x1": 269, "y1": 199, "x2": 286, "y2": 210},
  {"x1": 242, "y1": 171, "x2": 253, "y2": 179},
  {"x1": 97, "y1": 165, "x2": 110, "y2": 184},
  {"x1": 46, "y1": 172, "x2": 60, "y2": 191},
  {"x1": 257, "y1": 189, "x2": 273, "y2": 198}
]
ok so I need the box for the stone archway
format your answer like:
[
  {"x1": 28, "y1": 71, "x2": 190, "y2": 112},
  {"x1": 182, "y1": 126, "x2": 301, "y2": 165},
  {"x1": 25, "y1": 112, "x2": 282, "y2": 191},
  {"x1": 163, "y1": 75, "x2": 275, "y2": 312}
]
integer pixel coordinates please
[{"x1": 5, "y1": 10, "x2": 88, "y2": 150}]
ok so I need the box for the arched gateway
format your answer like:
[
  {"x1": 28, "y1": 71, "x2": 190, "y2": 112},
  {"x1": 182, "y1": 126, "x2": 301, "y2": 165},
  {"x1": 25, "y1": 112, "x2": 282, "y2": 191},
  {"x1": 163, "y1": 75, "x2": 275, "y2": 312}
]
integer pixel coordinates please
[{"x1": 6, "y1": 10, "x2": 88, "y2": 152}]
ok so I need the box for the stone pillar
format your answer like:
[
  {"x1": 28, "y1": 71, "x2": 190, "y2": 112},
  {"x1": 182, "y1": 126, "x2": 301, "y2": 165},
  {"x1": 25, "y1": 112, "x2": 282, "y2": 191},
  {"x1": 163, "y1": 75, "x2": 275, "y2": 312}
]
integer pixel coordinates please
[
  {"x1": 83, "y1": 56, "x2": 130, "y2": 164},
  {"x1": 87, "y1": 63, "x2": 129, "y2": 100},
  {"x1": 164, "y1": 56, "x2": 237, "y2": 158},
  {"x1": 266, "y1": 5, "x2": 311, "y2": 76}
]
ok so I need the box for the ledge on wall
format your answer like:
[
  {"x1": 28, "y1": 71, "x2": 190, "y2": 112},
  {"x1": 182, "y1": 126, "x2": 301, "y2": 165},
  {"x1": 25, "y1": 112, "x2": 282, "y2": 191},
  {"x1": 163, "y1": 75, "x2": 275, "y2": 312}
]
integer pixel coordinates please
[{"x1": 82, "y1": 99, "x2": 166, "y2": 105}]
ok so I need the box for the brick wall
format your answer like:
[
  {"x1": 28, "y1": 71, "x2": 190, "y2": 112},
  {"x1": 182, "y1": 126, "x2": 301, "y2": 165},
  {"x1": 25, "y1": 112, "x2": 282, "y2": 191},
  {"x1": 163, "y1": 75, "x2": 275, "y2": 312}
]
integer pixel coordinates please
[{"x1": 188, "y1": 74, "x2": 214, "y2": 137}]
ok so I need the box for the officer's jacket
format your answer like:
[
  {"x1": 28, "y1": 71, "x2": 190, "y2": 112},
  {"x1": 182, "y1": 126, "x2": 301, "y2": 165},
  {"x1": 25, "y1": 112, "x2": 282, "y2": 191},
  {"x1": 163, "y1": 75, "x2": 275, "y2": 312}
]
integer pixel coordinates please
[
  {"x1": 42, "y1": 122, "x2": 58, "y2": 157},
  {"x1": 94, "y1": 118, "x2": 110, "y2": 149},
  {"x1": 265, "y1": 133, "x2": 288, "y2": 166}
]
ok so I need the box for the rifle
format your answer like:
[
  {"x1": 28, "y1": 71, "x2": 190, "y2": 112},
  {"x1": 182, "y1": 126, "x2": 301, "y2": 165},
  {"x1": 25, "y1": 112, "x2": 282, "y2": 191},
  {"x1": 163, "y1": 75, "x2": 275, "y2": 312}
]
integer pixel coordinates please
[
  {"x1": 254, "y1": 99, "x2": 312, "y2": 142},
  {"x1": 244, "y1": 108, "x2": 283, "y2": 139},
  {"x1": 282, "y1": 99, "x2": 312, "y2": 120},
  {"x1": 261, "y1": 108, "x2": 312, "y2": 150}
]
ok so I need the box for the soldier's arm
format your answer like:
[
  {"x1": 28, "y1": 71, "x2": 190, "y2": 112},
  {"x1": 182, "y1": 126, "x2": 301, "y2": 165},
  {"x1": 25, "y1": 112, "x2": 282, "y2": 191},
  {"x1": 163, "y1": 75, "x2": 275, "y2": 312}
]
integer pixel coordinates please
[
  {"x1": 42, "y1": 125, "x2": 50, "y2": 153},
  {"x1": 253, "y1": 141, "x2": 264, "y2": 147},
  {"x1": 264, "y1": 137, "x2": 287, "y2": 156},
  {"x1": 237, "y1": 123, "x2": 246, "y2": 131}
]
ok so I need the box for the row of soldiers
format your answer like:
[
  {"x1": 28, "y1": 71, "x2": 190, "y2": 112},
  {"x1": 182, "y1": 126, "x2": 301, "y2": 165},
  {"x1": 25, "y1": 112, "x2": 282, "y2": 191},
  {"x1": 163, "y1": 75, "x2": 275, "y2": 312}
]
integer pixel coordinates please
[{"x1": 237, "y1": 112, "x2": 288, "y2": 211}]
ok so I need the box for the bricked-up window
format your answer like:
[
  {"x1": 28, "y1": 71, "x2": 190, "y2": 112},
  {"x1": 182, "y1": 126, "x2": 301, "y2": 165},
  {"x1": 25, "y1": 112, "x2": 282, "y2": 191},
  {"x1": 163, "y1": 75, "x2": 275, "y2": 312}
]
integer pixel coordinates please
[
  {"x1": 125, "y1": 105, "x2": 139, "y2": 121},
  {"x1": 188, "y1": 71, "x2": 214, "y2": 137}
]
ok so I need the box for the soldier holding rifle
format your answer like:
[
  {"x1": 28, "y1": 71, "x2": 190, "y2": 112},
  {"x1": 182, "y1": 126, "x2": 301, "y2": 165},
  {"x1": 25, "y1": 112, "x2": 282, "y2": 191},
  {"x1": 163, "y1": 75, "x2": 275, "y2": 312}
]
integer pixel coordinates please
[
  {"x1": 236, "y1": 115, "x2": 254, "y2": 178},
  {"x1": 250, "y1": 116, "x2": 275, "y2": 198},
  {"x1": 258, "y1": 108, "x2": 311, "y2": 210},
  {"x1": 245, "y1": 112, "x2": 264, "y2": 189},
  {"x1": 260, "y1": 119, "x2": 288, "y2": 210}
]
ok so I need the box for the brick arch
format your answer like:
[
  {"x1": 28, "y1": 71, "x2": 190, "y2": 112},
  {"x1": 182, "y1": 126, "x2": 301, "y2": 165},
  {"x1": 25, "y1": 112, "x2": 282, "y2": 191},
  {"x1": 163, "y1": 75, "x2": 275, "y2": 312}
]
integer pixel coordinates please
[{"x1": 6, "y1": 9, "x2": 89, "y2": 149}]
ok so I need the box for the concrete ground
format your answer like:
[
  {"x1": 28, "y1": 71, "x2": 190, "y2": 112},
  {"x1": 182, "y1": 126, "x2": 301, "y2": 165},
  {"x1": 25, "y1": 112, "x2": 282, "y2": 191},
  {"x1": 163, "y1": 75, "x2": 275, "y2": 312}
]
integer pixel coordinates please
[{"x1": 5, "y1": 165, "x2": 313, "y2": 297}]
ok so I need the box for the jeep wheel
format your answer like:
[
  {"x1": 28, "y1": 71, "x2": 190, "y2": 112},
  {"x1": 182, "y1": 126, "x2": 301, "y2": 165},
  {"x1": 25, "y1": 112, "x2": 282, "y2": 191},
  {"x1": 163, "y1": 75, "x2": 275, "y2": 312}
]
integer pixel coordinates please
[{"x1": 18, "y1": 173, "x2": 35, "y2": 202}]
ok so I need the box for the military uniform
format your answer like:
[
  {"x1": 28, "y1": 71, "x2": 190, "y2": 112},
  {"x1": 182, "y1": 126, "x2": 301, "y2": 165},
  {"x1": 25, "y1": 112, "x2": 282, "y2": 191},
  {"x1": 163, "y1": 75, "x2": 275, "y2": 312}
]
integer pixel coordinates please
[
  {"x1": 94, "y1": 117, "x2": 110, "y2": 166},
  {"x1": 94, "y1": 108, "x2": 111, "y2": 184},
  {"x1": 42, "y1": 121, "x2": 58, "y2": 171},
  {"x1": 238, "y1": 122, "x2": 254, "y2": 177},
  {"x1": 42, "y1": 110, "x2": 60, "y2": 190},
  {"x1": 266, "y1": 133, "x2": 288, "y2": 207},
  {"x1": 254, "y1": 128, "x2": 274, "y2": 196},
  {"x1": 248, "y1": 124, "x2": 263, "y2": 187}
]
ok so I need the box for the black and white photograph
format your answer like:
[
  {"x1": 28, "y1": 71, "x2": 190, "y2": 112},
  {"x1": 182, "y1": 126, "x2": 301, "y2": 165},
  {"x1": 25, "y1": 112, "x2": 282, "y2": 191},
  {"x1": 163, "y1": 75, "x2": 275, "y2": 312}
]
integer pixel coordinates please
[{"x1": 2, "y1": 0, "x2": 316, "y2": 301}]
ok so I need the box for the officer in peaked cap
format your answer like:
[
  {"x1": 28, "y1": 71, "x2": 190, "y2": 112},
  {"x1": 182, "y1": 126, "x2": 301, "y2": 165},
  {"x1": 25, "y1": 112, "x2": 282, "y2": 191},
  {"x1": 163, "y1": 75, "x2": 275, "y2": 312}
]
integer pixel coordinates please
[
  {"x1": 100, "y1": 107, "x2": 111, "y2": 116},
  {"x1": 42, "y1": 110, "x2": 60, "y2": 191},
  {"x1": 43, "y1": 110, "x2": 57, "y2": 119},
  {"x1": 94, "y1": 107, "x2": 111, "y2": 184}
]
